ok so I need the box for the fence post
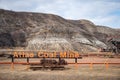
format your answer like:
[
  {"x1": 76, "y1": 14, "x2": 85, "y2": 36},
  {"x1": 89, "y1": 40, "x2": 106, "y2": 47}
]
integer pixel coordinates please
[
  {"x1": 90, "y1": 63, "x2": 93, "y2": 69},
  {"x1": 105, "y1": 63, "x2": 109, "y2": 69}
]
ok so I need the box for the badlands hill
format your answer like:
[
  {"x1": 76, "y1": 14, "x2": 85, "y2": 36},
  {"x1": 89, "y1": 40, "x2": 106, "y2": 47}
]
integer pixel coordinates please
[{"x1": 0, "y1": 9, "x2": 120, "y2": 52}]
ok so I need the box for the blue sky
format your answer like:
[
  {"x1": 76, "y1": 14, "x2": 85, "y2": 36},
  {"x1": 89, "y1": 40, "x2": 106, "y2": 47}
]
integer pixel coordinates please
[{"x1": 0, "y1": 0, "x2": 120, "y2": 28}]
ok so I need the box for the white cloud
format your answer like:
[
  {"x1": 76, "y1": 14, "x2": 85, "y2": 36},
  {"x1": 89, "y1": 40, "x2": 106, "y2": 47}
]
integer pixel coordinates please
[{"x1": 0, "y1": 0, "x2": 120, "y2": 28}]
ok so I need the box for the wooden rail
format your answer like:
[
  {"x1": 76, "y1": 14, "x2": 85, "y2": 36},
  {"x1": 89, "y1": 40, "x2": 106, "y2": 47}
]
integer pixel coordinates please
[
  {"x1": 0, "y1": 62, "x2": 120, "y2": 64},
  {"x1": 0, "y1": 61, "x2": 120, "y2": 70}
]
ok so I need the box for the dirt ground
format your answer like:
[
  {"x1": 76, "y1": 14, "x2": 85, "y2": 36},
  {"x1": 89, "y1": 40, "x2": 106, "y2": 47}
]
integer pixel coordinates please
[{"x1": 0, "y1": 57, "x2": 120, "y2": 80}]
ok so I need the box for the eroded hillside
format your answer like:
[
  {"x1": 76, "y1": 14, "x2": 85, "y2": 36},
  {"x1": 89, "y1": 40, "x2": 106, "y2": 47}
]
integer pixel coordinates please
[{"x1": 0, "y1": 9, "x2": 120, "y2": 52}]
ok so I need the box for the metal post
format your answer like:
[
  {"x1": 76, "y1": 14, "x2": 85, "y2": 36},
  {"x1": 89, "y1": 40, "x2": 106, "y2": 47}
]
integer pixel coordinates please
[
  {"x1": 75, "y1": 58, "x2": 77, "y2": 63},
  {"x1": 75, "y1": 58, "x2": 78, "y2": 69},
  {"x1": 43, "y1": 57, "x2": 45, "y2": 68},
  {"x1": 59, "y1": 57, "x2": 61, "y2": 65},
  {"x1": 11, "y1": 55, "x2": 14, "y2": 70},
  {"x1": 27, "y1": 57, "x2": 29, "y2": 63},
  {"x1": 26, "y1": 57, "x2": 29, "y2": 70},
  {"x1": 12, "y1": 55, "x2": 14, "y2": 63}
]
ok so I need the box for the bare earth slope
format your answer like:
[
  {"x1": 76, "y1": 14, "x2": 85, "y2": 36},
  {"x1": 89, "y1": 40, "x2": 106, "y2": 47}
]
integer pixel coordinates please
[{"x1": 0, "y1": 9, "x2": 120, "y2": 52}]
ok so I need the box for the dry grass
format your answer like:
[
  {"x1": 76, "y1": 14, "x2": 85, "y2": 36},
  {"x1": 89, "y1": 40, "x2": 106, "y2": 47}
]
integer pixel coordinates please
[
  {"x1": 0, "y1": 64, "x2": 120, "y2": 80},
  {"x1": 0, "y1": 57, "x2": 120, "y2": 80}
]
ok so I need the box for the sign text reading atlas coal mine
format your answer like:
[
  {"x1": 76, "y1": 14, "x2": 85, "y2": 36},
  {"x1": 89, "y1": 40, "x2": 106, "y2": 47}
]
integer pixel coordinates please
[{"x1": 13, "y1": 51, "x2": 80, "y2": 58}]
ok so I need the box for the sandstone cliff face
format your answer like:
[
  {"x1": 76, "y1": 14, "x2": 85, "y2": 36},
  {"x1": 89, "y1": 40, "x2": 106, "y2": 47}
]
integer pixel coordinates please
[{"x1": 0, "y1": 9, "x2": 120, "y2": 52}]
